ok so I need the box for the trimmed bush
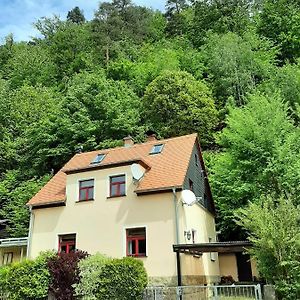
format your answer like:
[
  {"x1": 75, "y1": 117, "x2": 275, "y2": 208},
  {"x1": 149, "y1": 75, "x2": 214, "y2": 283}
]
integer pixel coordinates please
[
  {"x1": 97, "y1": 257, "x2": 148, "y2": 300},
  {"x1": 5, "y1": 251, "x2": 55, "y2": 300},
  {"x1": 75, "y1": 253, "x2": 110, "y2": 299},
  {"x1": 47, "y1": 250, "x2": 88, "y2": 300}
]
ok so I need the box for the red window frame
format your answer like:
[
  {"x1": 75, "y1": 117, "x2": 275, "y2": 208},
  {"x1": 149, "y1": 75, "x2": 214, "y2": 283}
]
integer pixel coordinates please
[
  {"x1": 79, "y1": 179, "x2": 94, "y2": 201},
  {"x1": 110, "y1": 175, "x2": 126, "y2": 197},
  {"x1": 58, "y1": 235, "x2": 76, "y2": 254},
  {"x1": 126, "y1": 229, "x2": 146, "y2": 257}
]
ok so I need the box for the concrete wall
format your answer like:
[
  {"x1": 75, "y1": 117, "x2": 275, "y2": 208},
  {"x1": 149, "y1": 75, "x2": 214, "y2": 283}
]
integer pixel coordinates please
[
  {"x1": 219, "y1": 253, "x2": 260, "y2": 282},
  {"x1": 29, "y1": 159, "x2": 220, "y2": 284},
  {"x1": 219, "y1": 253, "x2": 239, "y2": 281}
]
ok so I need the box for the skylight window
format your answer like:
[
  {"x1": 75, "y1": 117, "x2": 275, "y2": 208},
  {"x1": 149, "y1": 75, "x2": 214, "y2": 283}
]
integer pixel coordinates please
[
  {"x1": 91, "y1": 153, "x2": 106, "y2": 164},
  {"x1": 150, "y1": 144, "x2": 164, "y2": 154}
]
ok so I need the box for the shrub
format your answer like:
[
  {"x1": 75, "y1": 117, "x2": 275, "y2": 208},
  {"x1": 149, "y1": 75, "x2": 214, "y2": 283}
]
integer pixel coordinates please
[
  {"x1": 0, "y1": 266, "x2": 9, "y2": 294},
  {"x1": 47, "y1": 250, "x2": 88, "y2": 300},
  {"x1": 75, "y1": 253, "x2": 110, "y2": 299},
  {"x1": 5, "y1": 251, "x2": 55, "y2": 300},
  {"x1": 97, "y1": 257, "x2": 148, "y2": 300},
  {"x1": 236, "y1": 197, "x2": 300, "y2": 299}
]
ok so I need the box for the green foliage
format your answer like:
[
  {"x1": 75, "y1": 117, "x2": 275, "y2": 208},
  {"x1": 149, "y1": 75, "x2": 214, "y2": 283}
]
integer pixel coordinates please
[
  {"x1": 192, "y1": 0, "x2": 252, "y2": 47},
  {"x1": 201, "y1": 31, "x2": 277, "y2": 107},
  {"x1": 165, "y1": 0, "x2": 191, "y2": 37},
  {"x1": 5, "y1": 251, "x2": 55, "y2": 300},
  {"x1": 6, "y1": 43, "x2": 56, "y2": 88},
  {"x1": 67, "y1": 6, "x2": 86, "y2": 24},
  {"x1": 75, "y1": 253, "x2": 111, "y2": 299},
  {"x1": 107, "y1": 38, "x2": 204, "y2": 95},
  {"x1": 257, "y1": 0, "x2": 300, "y2": 63},
  {"x1": 143, "y1": 70, "x2": 218, "y2": 146},
  {"x1": 259, "y1": 62, "x2": 300, "y2": 117},
  {"x1": 236, "y1": 197, "x2": 300, "y2": 299},
  {"x1": 0, "y1": 171, "x2": 50, "y2": 237},
  {"x1": 91, "y1": 1, "x2": 160, "y2": 64},
  {"x1": 45, "y1": 22, "x2": 93, "y2": 80},
  {"x1": 0, "y1": 8, "x2": 299, "y2": 298},
  {"x1": 97, "y1": 257, "x2": 148, "y2": 300},
  {"x1": 210, "y1": 93, "x2": 300, "y2": 239},
  {"x1": 0, "y1": 266, "x2": 9, "y2": 294}
]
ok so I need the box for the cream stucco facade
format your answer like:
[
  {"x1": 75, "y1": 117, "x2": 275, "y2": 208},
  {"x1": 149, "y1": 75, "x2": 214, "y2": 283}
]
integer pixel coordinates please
[{"x1": 29, "y1": 164, "x2": 220, "y2": 285}]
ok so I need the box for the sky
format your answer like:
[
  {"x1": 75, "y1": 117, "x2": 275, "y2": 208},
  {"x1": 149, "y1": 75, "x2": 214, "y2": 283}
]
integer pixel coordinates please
[{"x1": 0, "y1": 0, "x2": 164, "y2": 43}]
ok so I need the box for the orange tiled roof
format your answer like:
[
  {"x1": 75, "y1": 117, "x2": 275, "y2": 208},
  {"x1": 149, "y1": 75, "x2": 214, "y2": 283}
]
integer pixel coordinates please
[{"x1": 27, "y1": 133, "x2": 198, "y2": 207}]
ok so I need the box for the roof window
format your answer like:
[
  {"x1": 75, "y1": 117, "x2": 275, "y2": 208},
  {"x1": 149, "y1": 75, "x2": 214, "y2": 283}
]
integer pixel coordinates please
[
  {"x1": 91, "y1": 153, "x2": 106, "y2": 164},
  {"x1": 150, "y1": 144, "x2": 164, "y2": 155}
]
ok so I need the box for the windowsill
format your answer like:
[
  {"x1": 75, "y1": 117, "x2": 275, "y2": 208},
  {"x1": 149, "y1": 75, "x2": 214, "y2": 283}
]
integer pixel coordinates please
[
  {"x1": 127, "y1": 255, "x2": 147, "y2": 258},
  {"x1": 107, "y1": 194, "x2": 126, "y2": 199},
  {"x1": 75, "y1": 199, "x2": 94, "y2": 203}
]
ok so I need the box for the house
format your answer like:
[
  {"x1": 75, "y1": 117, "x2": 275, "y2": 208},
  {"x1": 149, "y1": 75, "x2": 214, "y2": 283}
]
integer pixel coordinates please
[
  {"x1": 0, "y1": 220, "x2": 27, "y2": 266},
  {"x1": 27, "y1": 133, "x2": 220, "y2": 285}
]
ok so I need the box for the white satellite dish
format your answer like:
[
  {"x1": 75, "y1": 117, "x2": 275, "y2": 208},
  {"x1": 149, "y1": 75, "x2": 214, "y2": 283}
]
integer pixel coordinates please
[
  {"x1": 131, "y1": 163, "x2": 145, "y2": 181},
  {"x1": 181, "y1": 190, "x2": 197, "y2": 206}
]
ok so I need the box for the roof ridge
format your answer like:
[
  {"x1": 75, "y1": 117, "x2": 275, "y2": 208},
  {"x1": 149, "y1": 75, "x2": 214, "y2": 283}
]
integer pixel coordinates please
[{"x1": 77, "y1": 133, "x2": 198, "y2": 156}]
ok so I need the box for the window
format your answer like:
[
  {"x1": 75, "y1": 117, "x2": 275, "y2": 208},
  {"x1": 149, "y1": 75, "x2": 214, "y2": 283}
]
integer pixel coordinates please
[
  {"x1": 126, "y1": 228, "x2": 146, "y2": 257},
  {"x1": 189, "y1": 179, "x2": 194, "y2": 192},
  {"x1": 110, "y1": 175, "x2": 126, "y2": 197},
  {"x1": 91, "y1": 153, "x2": 105, "y2": 164},
  {"x1": 195, "y1": 154, "x2": 199, "y2": 166},
  {"x1": 150, "y1": 144, "x2": 164, "y2": 154},
  {"x1": 79, "y1": 179, "x2": 94, "y2": 201},
  {"x1": 59, "y1": 234, "x2": 76, "y2": 254},
  {"x1": 3, "y1": 252, "x2": 13, "y2": 265}
]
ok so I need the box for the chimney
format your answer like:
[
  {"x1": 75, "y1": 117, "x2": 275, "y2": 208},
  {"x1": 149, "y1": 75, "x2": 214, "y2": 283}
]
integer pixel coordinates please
[
  {"x1": 145, "y1": 130, "x2": 157, "y2": 142},
  {"x1": 123, "y1": 136, "x2": 134, "y2": 147}
]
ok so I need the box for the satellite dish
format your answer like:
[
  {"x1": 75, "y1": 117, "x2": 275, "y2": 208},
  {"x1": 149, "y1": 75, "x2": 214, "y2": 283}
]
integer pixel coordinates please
[
  {"x1": 181, "y1": 190, "x2": 197, "y2": 206},
  {"x1": 131, "y1": 163, "x2": 145, "y2": 181}
]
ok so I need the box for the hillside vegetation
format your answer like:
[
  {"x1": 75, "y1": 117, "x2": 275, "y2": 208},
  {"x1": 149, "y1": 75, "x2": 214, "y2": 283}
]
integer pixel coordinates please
[{"x1": 0, "y1": 0, "x2": 299, "y2": 243}]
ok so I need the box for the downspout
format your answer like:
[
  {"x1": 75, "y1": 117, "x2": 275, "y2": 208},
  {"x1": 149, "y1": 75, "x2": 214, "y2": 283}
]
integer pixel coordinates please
[
  {"x1": 26, "y1": 205, "x2": 34, "y2": 258},
  {"x1": 173, "y1": 187, "x2": 179, "y2": 244},
  {"x1": 173, "y1": 187, "x2": 182, "y2": 291}
]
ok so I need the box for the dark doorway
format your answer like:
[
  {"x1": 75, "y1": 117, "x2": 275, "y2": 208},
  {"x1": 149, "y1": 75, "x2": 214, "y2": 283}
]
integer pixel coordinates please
[{"x1": 236, "y1": 253, "x2": 252, "y2": 282}]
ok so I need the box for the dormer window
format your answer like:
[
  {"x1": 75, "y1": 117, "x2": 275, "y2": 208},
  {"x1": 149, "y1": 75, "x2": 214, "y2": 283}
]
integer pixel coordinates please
[
  {"x1": 91, "y1": 153, "x2": 105, "y2": 164},
  {"x1": 150, "y1": 144, "x2": 164, "y2": 154}
]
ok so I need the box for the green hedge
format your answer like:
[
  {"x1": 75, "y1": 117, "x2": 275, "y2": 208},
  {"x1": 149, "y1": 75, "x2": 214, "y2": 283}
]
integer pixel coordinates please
[
  {"x1": 75, "y1": 253, "x2": 110, "y2": 299},
  {"x1": 1, "y1": 252, "x2": 148, "y2": 300},
  {"x1": 5, "y1": 251, "x2": 55, "y2": 300},
  {"x1": 97, "y1": 257, "x2": 148, "y2": 300}
]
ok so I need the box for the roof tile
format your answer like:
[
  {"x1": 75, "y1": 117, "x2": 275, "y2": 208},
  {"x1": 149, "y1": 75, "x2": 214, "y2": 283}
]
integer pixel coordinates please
[{"x1": 27, "y1": 133, "x2": 198, "y2": 206}]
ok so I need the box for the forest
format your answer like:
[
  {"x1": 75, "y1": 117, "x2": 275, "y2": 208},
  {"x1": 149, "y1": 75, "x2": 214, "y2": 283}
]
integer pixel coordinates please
[{"x1": 0, "y1": 0, "x2": 299, "y2": 296}]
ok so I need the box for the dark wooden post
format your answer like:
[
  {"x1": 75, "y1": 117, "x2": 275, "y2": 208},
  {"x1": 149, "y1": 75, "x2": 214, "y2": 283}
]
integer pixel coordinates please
[{"x1": 176, "y1": 251, "x2": 183, "y2": 300}]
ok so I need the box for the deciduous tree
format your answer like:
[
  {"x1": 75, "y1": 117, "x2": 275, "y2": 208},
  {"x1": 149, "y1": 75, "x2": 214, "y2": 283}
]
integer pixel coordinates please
[{"x1": 142, "y1": 70, "x2": 218, "y2": 146}]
